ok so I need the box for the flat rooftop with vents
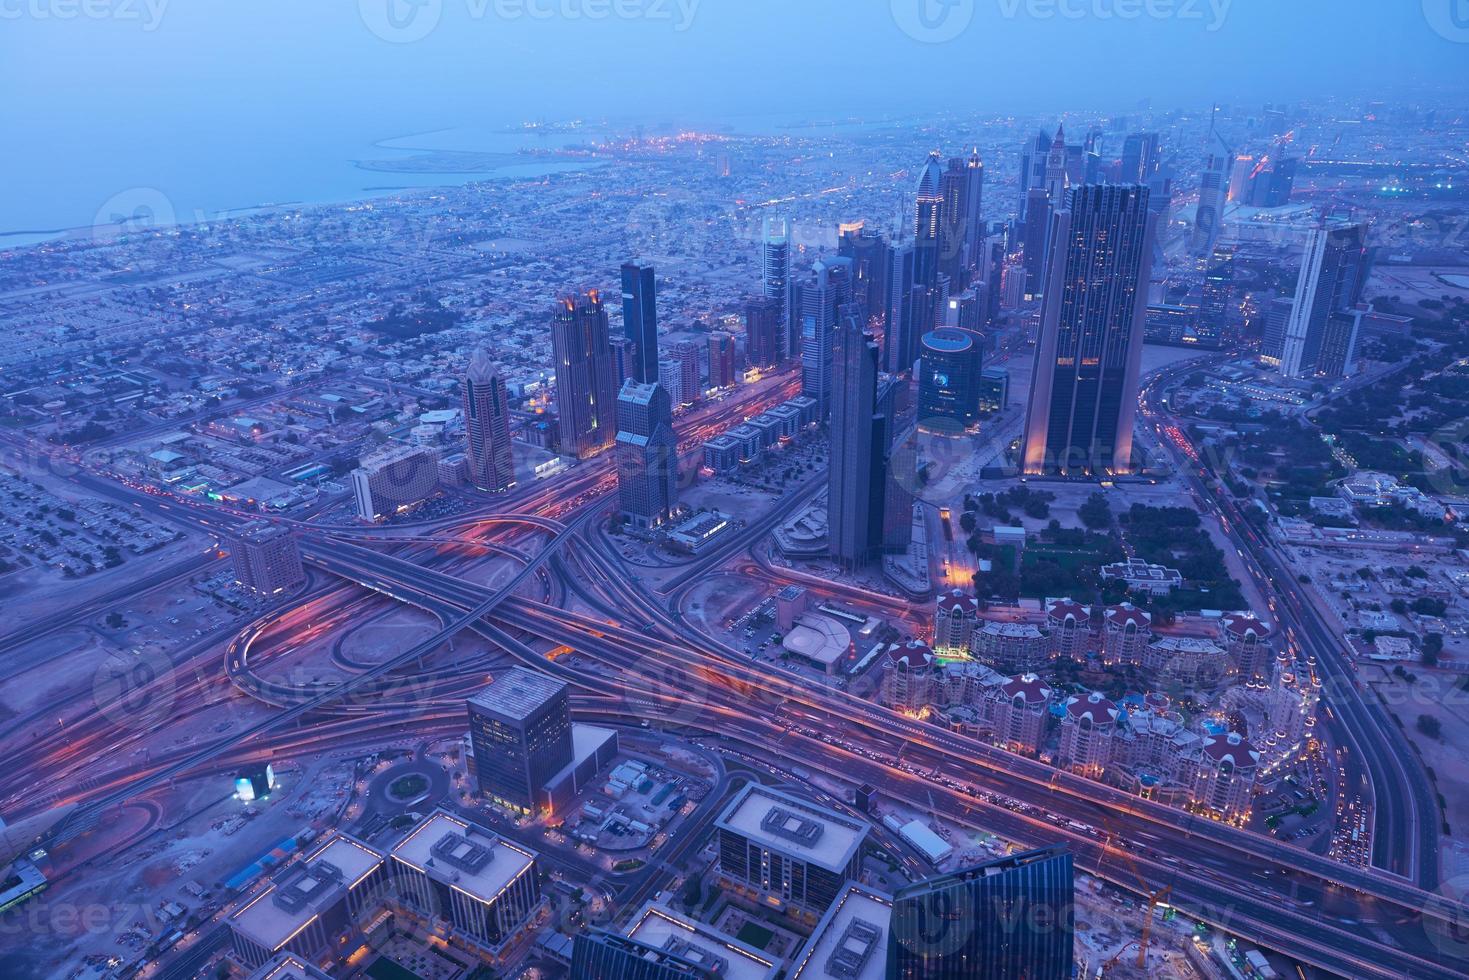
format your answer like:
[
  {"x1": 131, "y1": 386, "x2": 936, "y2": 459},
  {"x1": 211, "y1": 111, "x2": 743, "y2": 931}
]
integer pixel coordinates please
[
  {"x1": 229, "y1": 835, "x2": 383, "y2": 956},
  {"x1": 715, "y1": 785, "x2": 870, "y2": 874},
  {"x1": 390, "y1": 810, "x2": 537, "y2": 904},
  {"x1": 789, "y1": 883, "x2": 893, "y2": 980},
  {"x1": 624, "y1": 903, "x2": 780, "y2": 980}
]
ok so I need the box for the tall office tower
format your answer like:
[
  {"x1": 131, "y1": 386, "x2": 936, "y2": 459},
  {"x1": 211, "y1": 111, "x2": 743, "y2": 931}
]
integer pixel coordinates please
[
  {"x1": 615, "y1": 380, "x2": 679, "y2": 529},
  {"x1": 881, "y1": 406, "x2": 916, "y2": 554},
  {"x1": 352, "y1": 443, "x2": 440, "y2": 521},
  {"x1": 1193, "y1": 152, "x2": 1230, "y2": 255},
  {"x1": 1120, "y1": 131, "x2": 1160, "y2": 183},
  {"x1": 838, "y1": 224, "x2": 892, "y2": 328},
  {"x1": 1021, "y1": 187, "x2": 1052, "y2": 297},
  {"x1": 744, "y1": 296, "x2": 782, "y2": 370},
  {"x1": 909, "y1": 152, "x2": 946, "y2": 338},
  {"x1": 462, "y1": 348, "x2": 515, "y2": 492},
  {"x1": 828, "y1": 307, "x2": 888, "y2": 569},
  {"x1": 1280, "y1": 221, "x2": 1370, "y2": 379},
  {"x1": 1260, "y1": 296, "x2": 1294, "y2": 366},
  {"x1": 1317, "y1": 310, "x2": 1363, "y2": 380},
  {"x1": 760, "y1": 216, "x2": 792, "y2": 358},
  {"x1": 1022, "y1": 185, "x2": 1155, "y2": 477},
  {"x1": 981, "y1": 234, "x2": 1006, "y2": 326},
  {"x1": 669, "y1": 340, "x2": 702, "y2": 406},
  {"x1": 793, "y1": 256, "x2": 854, "y2": 417},
  {"x1": 1018, "y1": 128, "x2": 1053, "y2": 217},
  {"x1": 620, "y1": 263, "x2": 658, "y2": 383},
  {"x1": 551, "y1": 291, "x2": 618, "y2": 460},
  {"x1": 1249, "y1": 156, "x2": 1298, "y2": 207},
  {"x1": 607, "y1": 335, "x2": 638, "y2": 386},
  {"x1": 884, "y1": 241, "x2": 917, "y2": 374},
  {"x1": 1194, "y1": 244, "x2": 1235, "y2": 348},
  {"x1": 467, "y1": 667, "x2": 573, "y2": 814},
  {"x1": 918, "y1": 327, "x2": 984, "y2": 429},
  {"x1": 707, "y1": 331, "x2": 737, "y2": 389},
  {"x1": 231, "y1": 521, "x2": 304, "y2": 596},
  {"x1": 1043, "y1": 126, "x2": 1069, "y2": 204},
  {"x1": 888, "y1": 845, "x2": 1075, "y2": 980},
  {"x1": 657, "y1": 358, "x2": 685, "y2": 410},
  {"x1": 939, "y1": 153, "x2": 983, "y2": 289},
  {"x1": 570, "y1": 932, "x2": 716, "y2": 980}
]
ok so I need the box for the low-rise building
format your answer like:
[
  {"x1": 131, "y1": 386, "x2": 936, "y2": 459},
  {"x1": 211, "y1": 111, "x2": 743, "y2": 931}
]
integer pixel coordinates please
[{"x1": 1100, "y1": 558, "x2": 1182, "y2": 596}]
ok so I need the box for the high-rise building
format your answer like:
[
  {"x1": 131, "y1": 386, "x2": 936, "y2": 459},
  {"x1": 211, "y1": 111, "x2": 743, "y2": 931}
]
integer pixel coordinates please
[
  {"x1": 467, "y1": 668, "x2": 573, "y2": 813},
  {"x1": 551, "y1": 291, "x2": 618, "y2": 459},
  {"x1": 351, "y1": 443, "x2": 440, "y2": 521},
  {"x1": 939, "y1": 152, "x2": 984, "y2": 289},
  {"x1": 714, "y1": 784, "x2": 870, "y2": 917},
  {"x1": 1018, "y1": 128, "x2": 1053, "y2": 217},
  {"x1": 906, "y1": 153, "x2": 947, "y2": 355},
  {"x1": 1193, "y1": 152, "x2": 1229, "y2": 254},
  {"x1": 838, "y1": 224, "x2": 892, "y2": 328},
  {"x1": 620, "y1": 263, "x2": 659, "y2": 383},
  {"x1": 1021, "y1": 186, "x2": 1053, "y2": 298},
  {"x1": 615, "y1": 381, "x2": 679, "y2": 529},
  {"x1": 607, "y1": 334, "x2": 639, "y2": 386},
  {"x1": 888, "y1": 845, "x2": 1075, "y2": 980},
  {"x1": 744, "y1": 296, "x2": 783, "y2": 371},
  {"x1": 669, "y1": 341, "x2": 702, "y2": 406},
  {"x1": 570, "y1": 932, "x2": 718, "y2": 980},
  {"x1": 1022, "y1": 185, "x2": 1155, "y2": 476},
  {"x1": 1120, "y1": 132, "x2": 1160, "y2": 184},
  {"x1": 761, "y1": 216, "x2": 792, "y2": 359},
  {"x1": 918, "y1": 327, "x2": 983, "y2": 429},
  {"x1": 1260, "y1": 296, "x2": 1294, "y2": 366},
  {"x1": 231, "y1": 521, "x2": 304, "y2": 597},
  {"x1": 463, "y1": 347, "x2": 516, "y2": 493},
  {"x1": 793, "y1": 256, "x2": 854, "y2": 417},
  {"x1": 707, "y1": 331, "x2": 737, "y2": 389},
  {"x1": 885, "y1": 240, "x2": 917, "y2": 374},
  {"x1": 1280, "y1": 222, "x2": 1370, "y2": 379},
  {"x1": 1193, "y1": 244, "x2": 1235, "y2": 348},
  {"x1": 828, "y1": 307, "x2": 887, "y2": 569},
  {"x1": 657, "y1": 358, "x2": 685, "y2": 410}
]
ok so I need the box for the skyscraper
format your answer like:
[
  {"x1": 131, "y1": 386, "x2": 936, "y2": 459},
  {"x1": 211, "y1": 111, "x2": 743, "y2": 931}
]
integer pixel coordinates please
[
  {"x1": 838, "y1": 224, "x2": 892, "y2": 329},
  {"x1": 1193, "y1": 152, "x2": 1229, "y2": 254},
  {"x1": 1120, "y1": 132, "x2": 1160, "y2": 183},
  {"x1": 793, "y1": 256, "x2": 854, "y2": 418},
  {"x1": 1261, "y1": 296, "x2": 1293, "y2": 366},
  {"x1": 669, "y1": 340, "x2": 702, "y2": 406},
  {"x1": 939, "y1": 152, "x2": 984, "y2": 289},
  {"x1": 1022, "y1": 185, "x2": 1155, "y2": 476},
  {"x1": 551, "y1": 291, "x2": 618, "y2": 460},
  {"x1": 908, "y1": 152, "x2": 946, "y2": 349},
  {"x1": 607, "y1": 335, "x2": 638, "y2": 386},
  {"x1": 760, "y1": 216, "x2": 792, "y2": 358},
  {"x1": 615, "y1": 380, "x2": 679, "y2": 529},
  {"x1": 888, "y1": 845, "x2": 1075, "y2": 980},
  {"x1": 231, "y1": 521, "x2": 304, "y2": 596},
  {"x1": 885, "y1": 240, "x2": 917, "y2": 374},
  {"x1": 467, "y1": 667, "x2": 573, "y2": 814},
  {"x1": 707, "y1": 331, "x2": 737, "y2": 389},
  {"x1": 620, "y1": 263, "x2": 659, "y2": 383},
  {"x1": 1018, "y1": 128, "x2": 1053, "y2": 217},
  {"x1": 744, "y1": 296, "x2": 782, "y2": 370},
  {"x1": 463, "y1": 347, "x2": 515, "y2": 492},
  {"x1": 1194, "y1": 244, "x2": 1235, "y2": 348},
  {"x1": 1280, "y1": 222, "x2": 1370, "y2": 379},
  {"x1": 1021, "y1": 186, "x2": 1052, "y2": 298},
  {"x1": 828, "y1": 307, "x2": 887, "y2": 568},
  {"x1": 918, "y1": 327, "x2": 984, "y2": 429}
]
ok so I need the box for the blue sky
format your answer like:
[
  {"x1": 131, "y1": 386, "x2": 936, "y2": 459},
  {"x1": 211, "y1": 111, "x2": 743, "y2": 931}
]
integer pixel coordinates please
[{"x1": 3, "y1": 0, "x2": 1465, "y2": 133}]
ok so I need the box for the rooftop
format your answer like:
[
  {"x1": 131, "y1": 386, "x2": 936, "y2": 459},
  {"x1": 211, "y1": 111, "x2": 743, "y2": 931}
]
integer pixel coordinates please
[
  {"x1": 625, "y1": 903, "x2": 780, "y2": 980},
  {"x1": 468, "y1": 667, "x2": 567, "y2": 721},
  {"x1": 789, "y1": 883, "x2": 893, "y2": 980},
  {"x1": 247, "y1": 953, "x2": 335, "y2": 980},
  {"x1": 229, "y1": 835, "x2": 383, "y2": 954},
  {"x1": 716, "y1": 785, "x2": 869, "y2": 873},
  {"x1": 390, "y1": 810, "x2": 537, "y2": 904}
]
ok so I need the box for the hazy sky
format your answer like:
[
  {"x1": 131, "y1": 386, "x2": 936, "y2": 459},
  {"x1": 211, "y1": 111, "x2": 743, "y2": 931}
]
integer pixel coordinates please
[{"x1": 4, "y1": 1, "x2": 1466, "y2": 135}]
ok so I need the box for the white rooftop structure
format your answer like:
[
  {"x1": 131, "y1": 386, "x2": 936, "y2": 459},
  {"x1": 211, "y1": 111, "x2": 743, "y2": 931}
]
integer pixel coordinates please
[
  {"x1": 716, "y1": 785, "x2": 869, "y2": 874},
  {"x1": 782, "y1": 613, "x2": 852, "y2": 669},
  {"x1": 789, "y1": 883, "x2": 893, "y2": 980},
  {"x1": 229, "y1": 835, "x2": 383, "y2": 955},
  {"x1": 390, "y1": 810, "x2": 536, "y2": 904},
  {"x1": 625, "y1": 903, "x2": 780, "y2": 980}
]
